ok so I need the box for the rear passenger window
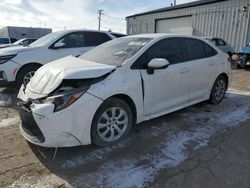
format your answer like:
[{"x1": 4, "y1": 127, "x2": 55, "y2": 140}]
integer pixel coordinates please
[
  {"x1": 84, "y1": 32, "x2": 112, "y2": 47},
  {"x1": 217, "y1": 39, "x2": 226, "y2": 46},
  {"x1": 203, "y1": 43, "x2": 218, "y2": 57},
  {"x1": 183, "y1": 38, "x2": 217, "y2": 61},
  {"x1": 183, "y1": 39, "x2": 205, "y2": 61},
  {"x1": 132, "y1": 38, "x2": 185, "y2": 69}
]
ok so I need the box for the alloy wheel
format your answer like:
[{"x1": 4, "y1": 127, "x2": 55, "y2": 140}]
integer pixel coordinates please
[
  {"x1": 23, "y1": 71, "x2": 36, "y2": 86},
  {"x1": 97, "y1": 107, "x2": 128, "y2": 142},
  {"x1": 214, "y1": 79, "x2": 226, "y2": 101}
]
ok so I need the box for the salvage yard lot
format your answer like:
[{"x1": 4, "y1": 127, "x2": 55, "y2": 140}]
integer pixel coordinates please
[{"x1": 0, "y1": 70, "x2": 250, "y2": 188}]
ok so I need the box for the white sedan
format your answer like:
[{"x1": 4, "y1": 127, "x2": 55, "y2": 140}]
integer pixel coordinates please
[
  {"x1": 0, "y1": 30, "x2": 120, "y2": 88},
  {"x1": 17, "y1": 34, "x2": 231, "y2": 147}
]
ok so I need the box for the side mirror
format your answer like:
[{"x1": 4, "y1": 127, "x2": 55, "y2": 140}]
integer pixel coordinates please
[
  {"x1": 147, "y1": 58, "x2": 170, "y2": 74},
  {"x1": 53, "y1": 42, "x2": 65, "y2": 49}
]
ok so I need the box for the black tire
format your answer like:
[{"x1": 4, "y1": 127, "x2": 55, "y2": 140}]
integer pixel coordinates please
[
  {"x1": 16, "y1": 65, "x2": 40, "y2": 89},
  {"x1": 209, "y1": 75, "x2": 227, "y2": 105},
  {"x1": 236, "y1": 63, "x2": 242, "y2": 69},
  {"x1": 91, "y1": 97, "x2": 133, "y2": 147}
]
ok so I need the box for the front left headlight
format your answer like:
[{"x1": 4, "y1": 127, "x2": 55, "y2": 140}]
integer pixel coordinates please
[
  {"x1": 43, "y1": 88, "x2": 86, "y2": 112},
  {"x1": 0, "y1": 54, "x2": 17, "y2": 64}
]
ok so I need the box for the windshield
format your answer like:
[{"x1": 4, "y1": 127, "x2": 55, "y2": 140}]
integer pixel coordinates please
[
  {"x1": 80, "y1": 37, "x2": 152, "y2": 66},
  {"x1": 29, "y1": 32, "x2": 62, "y2": 47}
]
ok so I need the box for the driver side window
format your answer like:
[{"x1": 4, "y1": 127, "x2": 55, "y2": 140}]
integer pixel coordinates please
[
  {"x1": 132, "y1": 38, "x2": 185, "y2": 69},
  {"x1": 55, "y1": 32, "x2": 85, "y2": 48}
]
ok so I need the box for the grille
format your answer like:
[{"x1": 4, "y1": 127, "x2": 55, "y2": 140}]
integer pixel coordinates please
[{"x1": 18, "y1": 100, "x2": 45, "y2": 143}]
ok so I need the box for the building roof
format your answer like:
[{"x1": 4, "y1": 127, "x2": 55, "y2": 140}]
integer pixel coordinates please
[{"x1": 126, "y1": 0, "x2": 228, "y2": 18}]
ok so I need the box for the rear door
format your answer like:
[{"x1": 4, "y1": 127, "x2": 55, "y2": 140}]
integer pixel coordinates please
[
  {"x1": 84, "y1": 31, "x2": 112, "y2": 48},
  {"x1": 182, "y1": 38, "x2": 218, "y2": 102}
]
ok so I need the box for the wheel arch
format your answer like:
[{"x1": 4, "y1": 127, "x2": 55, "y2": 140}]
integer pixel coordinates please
[
  {"x1": 217, "y1": 73, "x2": 229, "y2": 89},
  {"x1": 104, "y1": 94, "x2": 137, "y2": 124},
  {"x1": 16, "y1": 62, "x2": 42, "y2": 78}
]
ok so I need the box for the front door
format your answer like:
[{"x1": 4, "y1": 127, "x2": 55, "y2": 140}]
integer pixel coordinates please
[
  {"x1": 49, "y1": 32, "x2": 88, "y2": 61},
  {"x1": 134, "y1": 38, "x2": 190, "y2": 117}
]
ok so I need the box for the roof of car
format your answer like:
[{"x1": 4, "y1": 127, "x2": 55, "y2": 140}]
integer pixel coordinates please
[
  {"x1": 53, "y1": 29, "x2": 124, "y2": 36},
  {"x1": 125, "y1": 33, "x2": 206, "y2": 40}
]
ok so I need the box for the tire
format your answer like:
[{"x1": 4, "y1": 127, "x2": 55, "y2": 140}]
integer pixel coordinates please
[
  {"x1": 91, "y1": 98, "x2": 133, "y2": 147},
  {"x1": 236, "y1": 63, "x2": 242, "y2": 69},
  {"x1": 16, "y1": 65, "x2": 40, "y2": 89},
  {"x1": 209, "y1": 75, "x2": 227, "y2": 105}
]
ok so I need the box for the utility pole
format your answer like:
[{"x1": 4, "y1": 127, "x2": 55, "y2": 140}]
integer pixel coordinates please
[
  {"x1": 174, "y1": 0, "x2": 176, "y2": 5},
  {"x1": 98, "y1": 9, "x2": 104, "y2": 31}
]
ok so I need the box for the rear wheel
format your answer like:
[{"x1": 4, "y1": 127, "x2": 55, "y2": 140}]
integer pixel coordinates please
[
  {"x1": 91, "y1": 98, "x2": 133, "y2": 147},
  {"x1": 16, "y1": 65, "x2": 40, "y2": 88},
  {"x1": 209, "y1": 75, "x2": 227, "y2": 104}
]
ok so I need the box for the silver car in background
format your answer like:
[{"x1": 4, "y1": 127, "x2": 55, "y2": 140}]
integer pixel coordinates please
[{"x1": 205, "y1": 37, "x2": 234, "y2": 54}]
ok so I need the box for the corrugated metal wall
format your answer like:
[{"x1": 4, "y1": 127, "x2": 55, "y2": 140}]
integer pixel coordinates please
[
  {"x1": 0, "y1": 27, "x2": 9, "y2": 38},
  {"x1": 127, "y1": 0, "x2": 250, "y2": 51},
  {"x1": 0, "y1": 27, "x2": 52, "y2": 40}
]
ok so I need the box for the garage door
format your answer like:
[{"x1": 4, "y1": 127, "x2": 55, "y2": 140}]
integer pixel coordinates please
[{"x1": 155, "y1": 16, "x2": 193, "y2": 35}]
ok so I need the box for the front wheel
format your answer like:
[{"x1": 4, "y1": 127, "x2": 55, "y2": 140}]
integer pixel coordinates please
[
  {"x1": 209, "y1": 76, "x2": 227, "y2": 104},
  {"x1": 91, "y1": 98, "x2": 133, "y2": 147}
]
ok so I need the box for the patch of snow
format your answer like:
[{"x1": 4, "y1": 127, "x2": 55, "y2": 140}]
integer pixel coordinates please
[
  {"x1": 0, "y1": 117, "x2": 19, "y2": 128},
  {"x1": 0, "y1": 92, "x2": 12, "y2": 106},
  {"x1": 62, "y1": 146, "x2": 115, "y2": 169},
  {"x1": 228, "y1": 89, "x2": 250, "y2": 96}
]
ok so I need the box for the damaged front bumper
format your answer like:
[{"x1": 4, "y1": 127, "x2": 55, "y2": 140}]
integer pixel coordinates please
[{"x1": 17, "y1": 87, "x2": 103, "y2": 147}]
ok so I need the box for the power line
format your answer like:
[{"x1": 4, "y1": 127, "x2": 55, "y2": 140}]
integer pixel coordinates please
[{"x1": 97, "y1": 9, "x2": 104, "y2": 31}]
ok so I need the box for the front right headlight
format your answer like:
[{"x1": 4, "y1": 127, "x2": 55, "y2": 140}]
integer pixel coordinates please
[
  {"x1": 0, "y1": 54, "x2": 16, "y2": 64},
  {"x1": 43, "y1": 88, "x2": 87, "y2": 112}
]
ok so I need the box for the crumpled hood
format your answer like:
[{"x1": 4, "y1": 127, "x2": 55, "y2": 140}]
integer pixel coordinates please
[
  {"x1": 0, "y1": 45, "x2": 37, "y2": 56},
  {"x1": 27, "y1": 56, "x2": 116, "y2": 96}
]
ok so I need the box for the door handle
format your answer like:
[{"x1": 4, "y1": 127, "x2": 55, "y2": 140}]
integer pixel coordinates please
[
  {"x1": 209, "y1": 62, "x2": 216, "y2": 66},
  {"x1": 180, "y1": 68, "x2": 190, "y2": 73}
]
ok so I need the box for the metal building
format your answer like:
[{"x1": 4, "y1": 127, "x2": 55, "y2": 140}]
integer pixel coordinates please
[
  {"x1": 0, "y1": 26, "x2": 52, "y2": 43},
  {"x1": 126, "y1": 0, "x2": 250, "y2": 51}
]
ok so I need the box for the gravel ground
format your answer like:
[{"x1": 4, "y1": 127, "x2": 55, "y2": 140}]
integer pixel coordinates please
[{"x1": 0, "y1": 69, "x2": 250, "y2": 188}]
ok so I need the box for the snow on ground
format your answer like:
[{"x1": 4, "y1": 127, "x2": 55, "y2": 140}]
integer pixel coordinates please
[
  {"x1": 64, "y1": 90, "x2": 250, "y2": 188},
  {"x1": 0, "y1": 117, "x2": 20, "y2": 128},
  {"x1": 8, "y1": 90, "x2": 250, "y2": 187},
  {"x1": 0, "y1": 92, "x2": 13, "y2": 106}
]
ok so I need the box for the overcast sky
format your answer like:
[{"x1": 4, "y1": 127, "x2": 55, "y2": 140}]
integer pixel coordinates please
[{"x1": 0, "y1": 0, "x2": 196, "y2": 33}]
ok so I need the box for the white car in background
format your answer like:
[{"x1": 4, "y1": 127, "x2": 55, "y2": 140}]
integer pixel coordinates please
[
  {"x1": 18, "y1": 34, "x2": 231, "y2": 147},
  {"x1": 0, "y1": 38, "x2": 38, "y2": 49},
  {"x1": 0, "y1": 30, "x2": 120, "y2": 88}
]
